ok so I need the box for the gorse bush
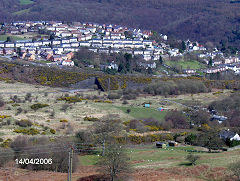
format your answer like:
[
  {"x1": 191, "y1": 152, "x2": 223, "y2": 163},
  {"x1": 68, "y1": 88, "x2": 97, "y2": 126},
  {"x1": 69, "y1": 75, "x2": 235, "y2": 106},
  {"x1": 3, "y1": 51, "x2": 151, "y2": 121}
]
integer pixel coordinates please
[
  {"x1": 14, "y1": 128, "x2": 40, "y2": 135},
  {"x1": 125, "y1": 118, "x2": 164, "y2": 133},
  {"x1": 30, "y1": 103, "x2": 49, "y2": 111},
  {"x1": 50, "y1": 129, "x2": 56, "y2": 134},
  {"x1": 84, "y1": 117, "x2": 100, "y2": 122},
  {"x1": 57, "y1": 96, "x2": 84, "y2": 103}
]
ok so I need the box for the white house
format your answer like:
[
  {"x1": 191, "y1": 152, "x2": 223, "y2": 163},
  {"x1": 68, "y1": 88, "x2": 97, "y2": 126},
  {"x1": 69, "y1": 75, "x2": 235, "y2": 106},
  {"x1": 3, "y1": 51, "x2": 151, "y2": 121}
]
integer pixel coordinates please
[
  {"x1": 70, "y1": 42, "x2": 79, "y2": 47},
  {"x1": 61, "y1": 60, "x2": 74, "y2": 66},
  {"x1": 79, "y1": 41, "x2": 91, "y2": 47},
  {"x1": 52, "y1": 40, "x2": 61, "y2": 45},
  {"x1": 5, "y1": 43, "x2": 15, "y2": 48},
  {"x1": 61, "y1": 39, "x2": 70, "y2": 44},
  {"x1": 220, "y1": 130, "x2": 240, "y2": 141}
]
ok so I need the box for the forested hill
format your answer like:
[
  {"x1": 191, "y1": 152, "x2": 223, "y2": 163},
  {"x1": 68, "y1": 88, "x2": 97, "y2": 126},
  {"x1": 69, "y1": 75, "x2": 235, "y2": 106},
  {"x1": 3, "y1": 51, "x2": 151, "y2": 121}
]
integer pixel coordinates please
[{"x1": 1, "y1": 0, "x2": 240, "y2": 49}]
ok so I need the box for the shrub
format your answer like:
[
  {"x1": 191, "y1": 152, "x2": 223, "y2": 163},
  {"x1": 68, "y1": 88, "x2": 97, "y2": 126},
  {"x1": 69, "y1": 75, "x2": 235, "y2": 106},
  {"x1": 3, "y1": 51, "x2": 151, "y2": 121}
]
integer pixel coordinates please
[
  {"x1": 57, "y1": 96, "x2": 83, "y2": 104},
  {"x1": 30, "y1": 103, "x2": 49, "y2": 111},
  {"x1": 107, "y1": 93, "x2": 121, "y2": 100},
  {"x1": 122, "y1": 89, "x2": 139, "y2": 100},
  {"x1": 186, "y1": 153, "x2": 200, "y2": 165},
  {"x1": 16, "y1": 107, "x2": 23, "y2": 115},
  {"x1": 0, "y1": 148, "x2": 14, "y2": 167},
  {"x1": 0, "y1": 96, "x2": 4, "y2": 107},
  {"x1": 50, "y1": 111, "x2": 55, "y2": 118},
  {"x1": 60, "y1": 119, "x2": 68, "y2": 123},
  {"x1": 1, "y1": 139, "x2": 12, "y2": 148},
  {"x1": 143, "y1": 118, "x2": 163, "y2": 129},
  {"x1": 50, "y1": 129, "x2": 56, "y2": 134},
  {"x1": 25, "y1": 93, "x2": 32, "y2": 101},
  {"x1": 16, "y1": 119, "x2": 33, "y2": 127},
  {"x1": 10, "y1": 136, "x2": 29, "y2": 154},
  {"x1": 164, "y1": 111, "x2": 189, "y2": 129},
  {"x1": 128, "y1": 120, "x2": 148, "y2": 133},
  {"x1": 13, "y1": 128, "x2": 40, "y2": 135},
  {"x1": 66, "y1": 123, "x2": 74, "y2": 135},
  {"x1": 143, "y1": 79, "x2": 207, "y2": 96},
  {"x1": 185, "y1": 133, "x2": 197, "y2": 145},
  {"x1": 11, "y1": 137, "x2": 79, "y2": 173},
  {"x1": 226, "y1": 139, "x2": 240, "y2": 147},
  {"x1": 229, "y1": 161, "x2": 240, "y2": 180},
  {"x1": 12, "y1": 103, "x2": 20, "y2": 107},
  {"x1": 60, "y1": 104, "x2": 70, "y2": 112},
  {"x1": 0, "y1": 115, "x2": 11, "y2": 119},
  {"x1": 128, "y1": 135, "x2": 145, "y2": 144},
  {"x1": 84, "y1": 117, "x2": 100, "y2": 122}
]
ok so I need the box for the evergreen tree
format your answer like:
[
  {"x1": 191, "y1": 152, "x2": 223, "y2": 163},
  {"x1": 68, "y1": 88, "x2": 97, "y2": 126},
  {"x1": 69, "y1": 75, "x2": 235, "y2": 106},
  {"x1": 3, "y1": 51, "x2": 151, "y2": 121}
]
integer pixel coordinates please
[
  {"x1": 208, "y1": 57, "x2": 213, "y2": 67},
  {"x1": 159, "y1": 56, "x2": 163, "y2": 65}
]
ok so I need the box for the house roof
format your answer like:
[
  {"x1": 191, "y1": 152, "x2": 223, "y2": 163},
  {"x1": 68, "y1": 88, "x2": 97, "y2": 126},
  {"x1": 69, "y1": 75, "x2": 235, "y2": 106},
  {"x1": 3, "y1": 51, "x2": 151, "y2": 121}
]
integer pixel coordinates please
[{"x1": 219, "y1": 130, "x2": 237, "y2": 139}]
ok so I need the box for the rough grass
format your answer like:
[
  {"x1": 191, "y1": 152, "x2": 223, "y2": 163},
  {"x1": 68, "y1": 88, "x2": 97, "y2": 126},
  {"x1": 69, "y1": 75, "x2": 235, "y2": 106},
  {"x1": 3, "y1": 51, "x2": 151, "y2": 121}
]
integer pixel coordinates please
[
  {"x1": 0, "y1": 81, "x2": 234, "y2": 140},
  {"x1": 13, "y1": 8, "x2": 31, "y2": 15},
  {"x1": 19, "y1": 0, "x2": 34, "y2": 5},
  {"x1": 165, "y1": 60, "x2": 206, "y2": 70}
]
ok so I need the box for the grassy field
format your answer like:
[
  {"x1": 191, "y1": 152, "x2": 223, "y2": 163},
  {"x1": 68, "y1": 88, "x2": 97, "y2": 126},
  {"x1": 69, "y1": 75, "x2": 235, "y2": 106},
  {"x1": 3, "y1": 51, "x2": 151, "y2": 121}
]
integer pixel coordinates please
[
  {"x1": 20, "y1": 0, "x2": 34, "y2": 5},
  {"x1": 79, "y1": 145, "x2": 240, "y2": 180},
  {"x1": 116, "y1": 106, "x2": 167, "y2": 121},
  {"x1": 0, "y1": 35, "x2": 26, "y2": 41},
  {"x1": 0, "y1": 33, "x2": 48, "y2": 41},
  {"x1": 165, "y1": 60, "x2": 206, "y2": 70}
]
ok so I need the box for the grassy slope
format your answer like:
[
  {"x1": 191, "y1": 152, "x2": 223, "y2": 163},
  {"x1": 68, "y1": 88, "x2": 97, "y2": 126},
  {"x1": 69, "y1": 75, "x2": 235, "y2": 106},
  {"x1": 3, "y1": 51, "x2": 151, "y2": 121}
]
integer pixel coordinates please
[
  {"x1": 19, "y1": 0, "x2": 34, "y2": 5},
  {"x1": 0, "y1": 35, "x2": 25, "y2": 41},
  {"x1": 13, "y1": 8, "x2": 31, "y2": 15},
  {"x1": 165, "y1": 60, "x2": 206, "y2": 70},
  {"x1": 79, "y1": 145, "x2": 240, "y2": 169},
  {"x1": 0, "y1": 80, "x2": 233, "y2": 139},
  {"x1": 116, "y1": 106, "x2": 167, "y2": 121}
]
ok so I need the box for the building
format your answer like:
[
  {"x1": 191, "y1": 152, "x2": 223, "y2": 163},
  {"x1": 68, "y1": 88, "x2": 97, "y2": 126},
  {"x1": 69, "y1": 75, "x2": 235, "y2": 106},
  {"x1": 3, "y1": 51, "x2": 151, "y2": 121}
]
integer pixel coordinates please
[
  {"x1": 61, "y1": 60, "x2": 74, "y2": 66},
  {"x1": 219, "y1": 130, "x2": 240, "y2": 141},
  {"x1": 156, "y1": 142, "x2": 167, "y2": 148}
]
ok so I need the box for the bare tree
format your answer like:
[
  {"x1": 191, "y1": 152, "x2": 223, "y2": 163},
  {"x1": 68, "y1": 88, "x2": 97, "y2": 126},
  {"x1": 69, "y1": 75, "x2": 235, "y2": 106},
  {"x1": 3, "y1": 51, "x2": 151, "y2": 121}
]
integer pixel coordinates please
[
  {"x1": 92, "y1": 115, "x2": 124, "y2": 156},
  {"x1": 0, "y1": 95, "x2": 4, "y2": 107},
  {"x1": 97, "y1": 143, "x2": 130, "y2": 181},
  {"x1": 197, "y1": 129, "x2": 225, "y2": 152}
]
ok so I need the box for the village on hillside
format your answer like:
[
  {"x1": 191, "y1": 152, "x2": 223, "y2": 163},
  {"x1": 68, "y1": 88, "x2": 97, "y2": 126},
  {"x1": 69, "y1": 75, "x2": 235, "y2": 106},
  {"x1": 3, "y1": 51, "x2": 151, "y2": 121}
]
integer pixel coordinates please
[{"x1": 0, "y1": 21, "x2": 239, "y2": 75}]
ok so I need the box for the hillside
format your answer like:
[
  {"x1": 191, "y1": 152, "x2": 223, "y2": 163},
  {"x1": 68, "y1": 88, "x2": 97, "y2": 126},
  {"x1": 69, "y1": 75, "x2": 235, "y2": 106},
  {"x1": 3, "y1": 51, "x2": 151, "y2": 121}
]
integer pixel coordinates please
[{"x1": 0, "y1": 0, "x2": 240, "y2": 49}]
